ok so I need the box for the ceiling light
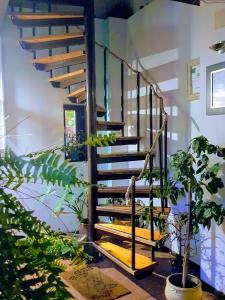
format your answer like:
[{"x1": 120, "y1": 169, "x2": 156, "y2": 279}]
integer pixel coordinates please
[{"x1": 210, "y1": 41, "x2": 225, "y2": 54}]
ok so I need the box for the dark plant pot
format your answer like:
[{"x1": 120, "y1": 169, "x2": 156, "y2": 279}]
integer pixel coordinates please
[
  {"x1": 170, "y1": 255, "x2": 183, "y2": 274},
  {"x1": 83, "y1": 242, "x2": 101, "y2": 263}
]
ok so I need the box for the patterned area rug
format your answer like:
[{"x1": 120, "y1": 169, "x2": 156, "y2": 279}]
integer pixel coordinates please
[{"x1": 61, "y1": 266, "x2": 131, "y2": 300}]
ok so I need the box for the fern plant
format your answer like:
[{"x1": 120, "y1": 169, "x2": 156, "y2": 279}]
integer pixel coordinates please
[{"x1": 0, "y1": 134, "x2": 116, "y2": 299}]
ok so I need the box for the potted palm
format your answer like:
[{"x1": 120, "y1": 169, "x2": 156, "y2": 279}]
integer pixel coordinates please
[{"x1": 164, "y1": 136, "x2": 225, "y2": 300}]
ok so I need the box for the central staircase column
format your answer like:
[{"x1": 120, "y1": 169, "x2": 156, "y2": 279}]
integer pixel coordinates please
[{"x1": 85, "y1": 0, "x2": 98, "y2": 241}]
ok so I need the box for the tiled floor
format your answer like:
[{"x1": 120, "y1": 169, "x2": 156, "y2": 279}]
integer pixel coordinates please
[{"x1": 89, "y1": 245, "x2": 220, "y2": 300}]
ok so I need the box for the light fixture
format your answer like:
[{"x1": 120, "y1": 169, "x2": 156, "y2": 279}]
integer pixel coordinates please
[{"x1": 210, "y1": 41, "x2": 225, "y2": 54}]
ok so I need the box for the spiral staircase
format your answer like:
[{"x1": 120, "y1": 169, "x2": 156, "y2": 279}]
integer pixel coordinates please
[{"x1": 9, "y1": 0, "x2": 171, "y2": 277}]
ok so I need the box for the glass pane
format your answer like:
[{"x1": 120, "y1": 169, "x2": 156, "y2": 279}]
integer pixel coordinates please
[{"x1": 212, "y1": 68, "x2": 225, "y2": 108}]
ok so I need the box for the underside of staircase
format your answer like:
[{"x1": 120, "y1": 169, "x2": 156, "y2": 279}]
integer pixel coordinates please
[{"x1": 9, "y1": 0, "x2": 169, "y2": 277}]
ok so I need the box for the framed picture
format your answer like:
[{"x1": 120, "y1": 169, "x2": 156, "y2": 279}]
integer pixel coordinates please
[
  {"x1": 187, "y1": 58, "x2": 200, "y2": 101},
  {"x1": 207, "y1": 62, "x2": 225, "y2": 115},
  {"x1": 63, "y1": 104, "x2": 87, "y2": 162}
]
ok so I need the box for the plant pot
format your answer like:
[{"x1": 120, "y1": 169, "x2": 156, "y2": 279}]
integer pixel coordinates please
[
  {"x1": 165, "y1": 273, "x2": 202, "y2": 300},
  {"x1": 79, "y1": 223, "x2": 89, "y2": 236},
  {"x1": 170, "y1": 255, "x2": 183, "y2": 274}
]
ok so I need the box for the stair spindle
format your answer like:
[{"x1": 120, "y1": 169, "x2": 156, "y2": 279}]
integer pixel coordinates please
[
  {"x1": 104, "y1": 47, "x2": 108, "y2": 121},
  {"x1": 48, "y1": 0, "x2": 53, "y2": 78},
  {"x1": 66, "y1": 25, "x2": 70, "y2": 74},
  {"x1": 148, "y1": 86, "x2": 155, "y2": 260},
  {"x1": 121, "y1": 60, "x2": 124, "y2": 135},
  {"x1": 131, "y1": 181, "x2": 136, "y2": 271},
  {"x1": 159, "y1": 100, "x2": 164, "y2": 213},
  {"x1": 164, "y1": 118, "x2": 168, "y2": 208},
  {"x1": 10, "y1": 1, "x2": 14, "y2": 13},
  {"x1": 32, "y1": 1, "x2": 36, "y2": 36},
  {"x1": 137, "y1": 73, "x2": 140, "y2": 151},
  {"x1": 19, "y1": 3, "x2": 23, "y2": 38}
]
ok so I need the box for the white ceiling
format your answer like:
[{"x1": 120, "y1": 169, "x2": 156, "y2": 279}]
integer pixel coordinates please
[{"x1": 95, "y1": 0, "x2": 151, "y2": 18}]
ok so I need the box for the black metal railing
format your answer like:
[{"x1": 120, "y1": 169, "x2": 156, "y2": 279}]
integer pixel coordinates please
[{"x1": 95, "y1": 41, "x2": 168, "y2": 270}]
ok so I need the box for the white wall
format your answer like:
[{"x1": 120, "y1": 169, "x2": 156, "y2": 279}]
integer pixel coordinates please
[
  {"x1": 1, "y1": 16, "x2": 88, "y2": 232},
  {"x1": 126, "y1": 0, "x2": 225, "y2": 292}
]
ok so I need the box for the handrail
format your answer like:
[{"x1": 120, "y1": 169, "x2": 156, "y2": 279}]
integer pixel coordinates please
[{"x1": 95, "y1": 41, "x2": 168, "y2": 199}]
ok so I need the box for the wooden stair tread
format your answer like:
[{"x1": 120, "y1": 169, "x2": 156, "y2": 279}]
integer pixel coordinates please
[
  {"x1": 98, "y1": 151, "x2": 148, "y2": 159},
  {"x1": 96, "y1": 121, "x2": 125, "y2": 131},
  {"x1": 94, "y1": 241, "x2": 157, "y2": 275},
  {"x1": 10, "y1": 0, "x2": 85, "y2": 6},
  {"x1": 97, "y1": 168, "x2": 144, "y2": 180},
  {"x1": 98, "y1": 168, "x2": 143, "y2": 175},
  {"x1": 11, "y1": 12, "x2": 84, "y2": 27},
  {"x1": 49, "y1": 69, "x2": 86, "y2": 88},
  {"x1": 67, "y1": 86, "x2": 86, "y2": 102},
  {"x1": 98, "y1": 136, "x2": 142, "y2": 146},
  {"x1": 33, "y1": 50, "x2": 86, "y2": 71},
  {"x1": 96, "y1": 204, "x2": 170, "y2": 216},
  {"x1": 97, "y1": 151, "x2": 151, "y2": 163},
  {"x1": 20, "y1": 33, "x2": 84, "y2": 50},
  {"x1": 95, "y1": 223, "x2": 165, "y2": 246},
  {"x1": 97, "y1": 185, "x2": 160, "y2": 199}
]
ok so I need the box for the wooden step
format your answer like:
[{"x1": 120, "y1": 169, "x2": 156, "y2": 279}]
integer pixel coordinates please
[
  {"x1": 97, "y1": 185, "x2": 160, "y2": 198},
  {"x1": 67, "y1": 86, "x2": 86, "y2": 102},
  {"x1": 93, "y1": 241, "x2": 157, "y2": 276},
  {"x1": 96, "y1": 205, "x2": 170, "y2": 217},
  {"x1": 96, "y1": 121, "x2": 125, "y2": 131},
  {"x1": 49, "y1": 69, "x2": 86, "y2": 88},
  {"x1": 20, "y1": 33, "x2": 84, "y2": 51},
  {"x1": 97, "y1": 168, "x2": 144, "y2": 180},
  {"x1": 95, "y1": 223, "x2": 166, "y2": 247},
  {"x1": 11, "y1": 12, "x2": 84, "y2": 27},
  {"x1": 33, "y1": 50, "x2": 86, "y2": 71},
  {"x1": 96, "y1": 105, "x2": 106, "y2": 118},
  {"x1": 97, "y1": 151, "x2": 151, "y2": 163},
  {"x1": 97, "y1": 136, "x2": 141, "y2": 147},
  {"x1": 9, "y1": 0, "x2": 86, "y2": 6}
]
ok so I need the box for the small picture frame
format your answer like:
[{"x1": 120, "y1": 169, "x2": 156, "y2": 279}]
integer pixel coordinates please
[
  {"x1": 187, "y1": 58, "x2": 200, "y2": 101},
  {"x1": 206, "y1": 61, "x2": 225, "y2": 115}
]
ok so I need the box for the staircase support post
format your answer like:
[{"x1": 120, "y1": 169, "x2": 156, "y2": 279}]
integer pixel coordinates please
[
  {"x1": 149, "y1": 85, "x2": 155, "y2": 262},
  {"x1": 131, "y1": 181, "x2": 136, "y2": 270},
  {"x1": 85, "y1": 0, "x2": 98, "y2": 242}
]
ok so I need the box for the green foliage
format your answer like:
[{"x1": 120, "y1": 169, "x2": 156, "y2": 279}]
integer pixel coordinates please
[
  {"x1": 0, "y1": 191, "x2": 71, "y2": 299},
  {"x1": 64, "y1": 191, "x2": 87, "y2": 223},
  {"x1": 0, "y1": 135, "x2": 113, "y2": 299},
  {"x1": 164, "y1": 136, "x2": 225, "y2": 234}
]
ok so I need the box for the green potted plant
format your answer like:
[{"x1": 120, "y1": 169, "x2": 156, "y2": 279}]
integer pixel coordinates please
[
  {"x1": 164, "y1": 136, "x2": 225, "y2": 300},
  {"x1": 64, "y1": 191, "x2": 89, "y2": 236}
]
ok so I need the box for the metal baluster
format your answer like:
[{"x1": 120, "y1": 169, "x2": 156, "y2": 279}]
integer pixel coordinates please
[
  {"x1": 121, "y1": 60, "x2": 124, "y2": 135},
  {"x1": 48, "y1": 1, "x2": 53, "y2": 78},
  {"x1": 85, "y1": 0, "x2": 98, "y2": 242},
  {"x1": 32, "y1": 1, "x2": 36, "y2": 59},
  {"x1": 149, "y1": 85, "x2": 155, "y2": 261},
  {"x1": 10, "y1": 1, "x2": 14, "y2": 13},
  {"x1": 66, "y1": 25, "x2": 71, "y2": 94},
  {"x1": 164, "y1": 118, "x2": 168, "y2": 208},
  {"x1": 104, "y1": 47, "x2": 107, "y2": 121},
  {"x1": 137, "y1": 73, "x2": 140, "y2": 151},
  {"x1": 159, "y1": 99, "x2": 164, "y2": 213},
  {"x1": 19, "y1": 3, "x2": 23, "y2": 38},
  {"x1": 131, "y1": 180, "x2": 136, "y2": 271}
]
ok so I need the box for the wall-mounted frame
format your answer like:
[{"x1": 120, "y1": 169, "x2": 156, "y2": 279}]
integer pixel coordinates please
[
  {"x1": 63, "y1": 104, "x2": 87, "y2": 162},
  {"x1": 207, "y1": 62, "x2": 225, "y2": 115},
  {"x1": 187, "y1": 58, "x2": 200, "y2": 101}
]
